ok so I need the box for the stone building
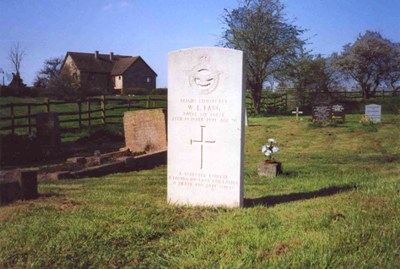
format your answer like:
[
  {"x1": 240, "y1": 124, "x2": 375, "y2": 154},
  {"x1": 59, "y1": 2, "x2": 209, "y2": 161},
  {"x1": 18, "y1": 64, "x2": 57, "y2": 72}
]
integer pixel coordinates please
[{"x1": 60, "y1": 51, "x2": 157, "y2": 94}]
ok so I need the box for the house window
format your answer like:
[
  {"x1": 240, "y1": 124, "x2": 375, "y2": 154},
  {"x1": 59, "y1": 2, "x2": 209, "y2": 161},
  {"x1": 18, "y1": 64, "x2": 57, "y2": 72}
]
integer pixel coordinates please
[{"x1": 146, "y1": 76, "x2": 152, "y2": 83}]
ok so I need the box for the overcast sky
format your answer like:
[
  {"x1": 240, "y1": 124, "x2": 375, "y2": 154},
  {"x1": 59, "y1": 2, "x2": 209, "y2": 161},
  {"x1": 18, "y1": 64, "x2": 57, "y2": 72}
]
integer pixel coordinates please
[{"x1": 0, "y1": 0, "x2": 399, "y2": 87}]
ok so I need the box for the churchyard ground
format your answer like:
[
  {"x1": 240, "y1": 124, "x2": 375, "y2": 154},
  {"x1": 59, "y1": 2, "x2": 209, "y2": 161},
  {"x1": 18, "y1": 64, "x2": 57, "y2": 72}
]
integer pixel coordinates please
[{"x1": 0, "y1": 113, "x2": 399, "y2": 268}]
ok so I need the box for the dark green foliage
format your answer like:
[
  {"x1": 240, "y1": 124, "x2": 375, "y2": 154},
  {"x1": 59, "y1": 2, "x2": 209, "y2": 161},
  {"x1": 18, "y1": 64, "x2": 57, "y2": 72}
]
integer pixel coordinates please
[{"x1": 221, "y1": 0, "x2": 304, "y2": 114}]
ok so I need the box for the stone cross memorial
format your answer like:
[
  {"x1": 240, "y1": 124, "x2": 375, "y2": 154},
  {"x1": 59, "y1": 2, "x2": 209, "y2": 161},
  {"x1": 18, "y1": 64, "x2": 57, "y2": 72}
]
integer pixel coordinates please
[
  {"x1": 168, "y1": 47, "x2": 246, "y2": 207},
  {"x1": 365, "y1": 104, "x2": 381, "y2": 122}
]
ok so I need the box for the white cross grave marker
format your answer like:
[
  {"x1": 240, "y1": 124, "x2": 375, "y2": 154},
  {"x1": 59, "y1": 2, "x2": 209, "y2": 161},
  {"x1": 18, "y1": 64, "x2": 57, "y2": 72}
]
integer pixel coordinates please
[{"x1": 291, "y1": 107, "x2": 303, "y2": 120}]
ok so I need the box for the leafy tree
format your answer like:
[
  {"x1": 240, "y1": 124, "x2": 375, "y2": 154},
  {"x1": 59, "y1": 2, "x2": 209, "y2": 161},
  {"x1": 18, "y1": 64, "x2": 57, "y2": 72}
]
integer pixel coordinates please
[
  {"x1": 220, "y1": 0, "x2": 305, "y2": 114},
  {"x1": 278, "y1": 49, "x2": 340, "y2": 105},
  {"x1": 384, "y1": 42, "x2": 400, "y2": 95},
  {"x1": 333, "y1": 31, "x2": 394, "y2": 99},
  {"x1": 43, "y1": 74, "x2": 81, "y2": 100}
]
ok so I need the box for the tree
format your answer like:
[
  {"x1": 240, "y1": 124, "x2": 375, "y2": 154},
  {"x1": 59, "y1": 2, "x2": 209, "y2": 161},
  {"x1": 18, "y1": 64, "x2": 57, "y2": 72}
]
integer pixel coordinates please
[
  {"x1": 221, "y1": 0, "x2": 305, "y2": 114},
  {"x1": 34, "y1": 56, "x2": 63, "y2": 88},
  {"x1": 384, "y1": 42, "x2": 400, "y2": 95},
  {"x1": 43, "y1": 74, "x2": 81, "y2": 100},
  {"x1": 8, "y1": 43, "x2": 26, "y2": 88},
  {"x1": 9, "y1": 43, "x2": 25, "y2": 75},
  {"x1": 333, "y1": 31, "x2": 394, "y2": 100},
  {"x1": 278, "y1": 49, "x2": 341, "y2": 105}
]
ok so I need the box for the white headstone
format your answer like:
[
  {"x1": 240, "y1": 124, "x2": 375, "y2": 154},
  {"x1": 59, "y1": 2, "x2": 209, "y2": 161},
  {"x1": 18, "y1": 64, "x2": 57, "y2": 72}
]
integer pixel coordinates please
[
  {"x1": 365, "y1": 104, "x2": 381, "y2": 122},
  {"x1": 168, "y1": 47, "x2": 246, "y2": 207}
]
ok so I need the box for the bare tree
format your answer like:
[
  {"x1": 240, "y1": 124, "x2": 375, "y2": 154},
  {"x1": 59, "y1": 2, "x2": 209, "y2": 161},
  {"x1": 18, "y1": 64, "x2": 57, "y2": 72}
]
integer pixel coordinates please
[{"x1": 9, "y1": 42, "x2": 26, "y2": 75}]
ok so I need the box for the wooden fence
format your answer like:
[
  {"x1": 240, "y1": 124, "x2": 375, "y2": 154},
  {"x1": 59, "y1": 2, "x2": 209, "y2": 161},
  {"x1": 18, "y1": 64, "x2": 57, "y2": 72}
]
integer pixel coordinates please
[
  {"x1": 246, "y1": 93, "x2": 288, "y2": 114},
  {"x1": 0, "y1": 95, "x2": 167, "y2": 135},
  {"x1": 307, "y1": 90, "x2": 398, "y2": 101}
]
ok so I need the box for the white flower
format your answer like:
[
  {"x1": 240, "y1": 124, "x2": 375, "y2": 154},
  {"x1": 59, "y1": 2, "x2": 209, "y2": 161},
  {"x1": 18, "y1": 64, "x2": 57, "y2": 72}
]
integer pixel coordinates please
[
  {"x1": 265, "y1": 150, "x2": 272, "y2": 157},
  {"x1": 261, "y1": 145, "x2": 267, "y2": 153},
  {"x1": 272, "y1": 146, "x2": 280, "y2": 153},
  {"x1": 268, "y1": 138, "x2": 276, "y2": 143}
]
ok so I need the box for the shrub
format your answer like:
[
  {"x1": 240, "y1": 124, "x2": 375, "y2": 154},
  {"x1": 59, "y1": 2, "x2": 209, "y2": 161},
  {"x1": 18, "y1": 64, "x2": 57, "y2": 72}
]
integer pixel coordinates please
[
  {"x1": 122, "y1": 88, "x2": 150, "y2": 96},
  {"x1": 151, "y1": 88, "x2": 168, "y2": 95}
]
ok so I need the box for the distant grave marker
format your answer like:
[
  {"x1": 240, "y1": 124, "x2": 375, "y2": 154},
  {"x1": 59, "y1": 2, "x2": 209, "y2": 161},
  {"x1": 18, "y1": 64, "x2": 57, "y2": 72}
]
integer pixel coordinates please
[
  {"x1": 36, "y1": 112, "x2": 61, "y2": 147},
  {"x1": 312, "y1": 105, "x2": 331, "y2": 124},
  {"x1": 331, "y1": 103, "x2": 345, "y2": 122},
  {"x1": 291, "y1": 107, "x2": 303, "y2": 120},
  {"x1": 365, "y1": 104, "x2": 381, "y2": 122},
  {"x1": 168, "y1": 47, "x2": 246, "y2": 207},
  {"x1": 123, "y1": 109, "x2": 167, "y2": 154}
]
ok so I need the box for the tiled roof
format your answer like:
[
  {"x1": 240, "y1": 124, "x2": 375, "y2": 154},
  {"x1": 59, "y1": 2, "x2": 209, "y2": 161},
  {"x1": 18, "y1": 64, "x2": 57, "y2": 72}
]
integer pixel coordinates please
[
  {"x1": 66, "y1": 52, "x2": 132, "y2": 74},
  {"x1": 111, "y1": 56, "x2": 139, "y2": 75},
  {"x1": 65, "y1": 51, "x2": 157, "y2": 76}
]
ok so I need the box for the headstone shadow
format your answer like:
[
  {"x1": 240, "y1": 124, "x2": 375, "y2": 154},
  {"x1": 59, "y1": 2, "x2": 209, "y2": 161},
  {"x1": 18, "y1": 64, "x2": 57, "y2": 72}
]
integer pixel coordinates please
[{"x1": 244, "y1": 185, "x2": 355, "y2": 208}]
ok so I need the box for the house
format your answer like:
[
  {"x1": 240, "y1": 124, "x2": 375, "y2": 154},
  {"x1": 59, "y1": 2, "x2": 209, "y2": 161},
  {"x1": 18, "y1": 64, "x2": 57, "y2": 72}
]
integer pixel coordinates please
[{"x1": 60, "y1": 51, "x2": 157, "y2": 94}]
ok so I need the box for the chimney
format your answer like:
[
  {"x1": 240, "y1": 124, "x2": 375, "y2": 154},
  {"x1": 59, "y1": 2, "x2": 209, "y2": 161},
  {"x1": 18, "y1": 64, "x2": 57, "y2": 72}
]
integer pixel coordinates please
[
  {"x1": 109, "y1": 52, "x2": 114, "y2": 61},
  {"x1": 94, "y1": 51, "x2": 99, "y2": 59}
]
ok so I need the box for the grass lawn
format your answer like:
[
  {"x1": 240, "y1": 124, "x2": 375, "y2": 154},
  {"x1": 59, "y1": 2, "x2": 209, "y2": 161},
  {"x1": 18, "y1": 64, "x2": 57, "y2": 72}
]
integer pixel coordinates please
[{"x1": 1, "y1": 114, "x2": 399, "y2": 268}]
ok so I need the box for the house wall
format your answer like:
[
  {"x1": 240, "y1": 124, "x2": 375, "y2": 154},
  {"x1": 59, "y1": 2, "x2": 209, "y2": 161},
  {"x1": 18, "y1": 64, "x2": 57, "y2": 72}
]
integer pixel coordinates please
[
  {"x1": 61, "y1": 55, "x2": 80, "y2": 78},
  {"x1": 122, "y1": 58, "x2": 156, "y2": 92},
  {"x1": 79, "y1": 72, "x2": 111, "y2": 93},
  {"x1": 114, "y1": 75, "x2": 123, "y2": 90}
]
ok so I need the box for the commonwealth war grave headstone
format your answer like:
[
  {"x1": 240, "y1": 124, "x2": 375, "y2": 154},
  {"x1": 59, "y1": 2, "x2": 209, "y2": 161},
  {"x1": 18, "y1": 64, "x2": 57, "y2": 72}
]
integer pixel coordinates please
[
  {"x1": 365, "y1": 104, "x2": 381, "y2": 122},
  {"x1": 168, "y1": 47, "x2": 246, "y2": 207}
]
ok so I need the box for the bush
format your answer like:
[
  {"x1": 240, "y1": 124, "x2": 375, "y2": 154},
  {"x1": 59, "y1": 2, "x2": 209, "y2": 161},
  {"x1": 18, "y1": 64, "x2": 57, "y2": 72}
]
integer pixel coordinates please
[
  {"x1": 151, "y1": 88, "x2": 168, "y2": 95},
  {"x1": 122, "y1": 88, "x2": 150, "y2": 96},
  {"x1": 0, "y1": 134, "x2": 43, "y2": 166}
]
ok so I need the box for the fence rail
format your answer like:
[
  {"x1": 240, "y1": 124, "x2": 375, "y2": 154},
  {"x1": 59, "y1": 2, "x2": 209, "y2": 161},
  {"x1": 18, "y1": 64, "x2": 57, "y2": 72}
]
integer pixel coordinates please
[{"x1": 0, "y1": 95, "x2": 167, "y2": 134}]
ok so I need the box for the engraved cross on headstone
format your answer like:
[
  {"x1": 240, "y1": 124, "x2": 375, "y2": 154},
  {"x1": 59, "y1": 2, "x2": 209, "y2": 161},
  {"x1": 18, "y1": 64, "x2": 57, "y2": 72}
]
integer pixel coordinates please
[
  {"x1": 190, "y1": 125, "x2": 215, "y2": 169},
  {"x1": 291, "y1": 107, "x2": 303, "y2": 120}
]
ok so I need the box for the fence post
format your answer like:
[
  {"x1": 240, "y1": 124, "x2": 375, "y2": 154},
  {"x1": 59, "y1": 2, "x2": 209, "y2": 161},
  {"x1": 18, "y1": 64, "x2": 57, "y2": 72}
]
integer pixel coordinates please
[
  {"x1": 45, "y1": 98, "x2": 50, "y2": 112},
  {"x1": 27, "y1": 104, "x2": 31, "y2": 134},
  {"x1": 78, "y1": 100, "x2": 82, "y2": 130},
  {"x1": 87, "y1": 97, "x2": 91, "y2": 129},
  {"x1": 101, "y1": 95, "x2": 106, "y2": 125},
  {"x1": 10, "y1": 103, "x2": 15, "y2": 135},
  {"x1": 147, "y1": 95, "x2": 151, "y2": 108}
]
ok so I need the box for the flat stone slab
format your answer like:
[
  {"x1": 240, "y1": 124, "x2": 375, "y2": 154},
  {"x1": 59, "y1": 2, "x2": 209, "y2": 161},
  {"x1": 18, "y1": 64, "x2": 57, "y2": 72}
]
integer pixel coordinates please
[
  {"x1": 70, "y1": 160, "x2": 126, "y2": 178},
  {"x1": 258, "y1": 161, "x2": 283, "y2": 177}
]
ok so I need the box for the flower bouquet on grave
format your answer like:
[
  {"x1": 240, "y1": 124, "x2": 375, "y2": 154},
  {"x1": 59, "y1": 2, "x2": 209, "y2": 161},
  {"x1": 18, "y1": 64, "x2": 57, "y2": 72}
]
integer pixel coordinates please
[
  {"x1": 258, "y1": 138, "x2": 283, "y2": 176},
  {"x1": 261, "y1": 138, "x2": 280, "y2": 163}
]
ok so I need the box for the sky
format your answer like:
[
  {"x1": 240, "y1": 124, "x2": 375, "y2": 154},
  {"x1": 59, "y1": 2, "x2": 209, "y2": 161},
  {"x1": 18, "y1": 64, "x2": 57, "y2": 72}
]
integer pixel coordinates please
[{"x1": 0, "y1": 0, "x2": 399, "y2": 87}]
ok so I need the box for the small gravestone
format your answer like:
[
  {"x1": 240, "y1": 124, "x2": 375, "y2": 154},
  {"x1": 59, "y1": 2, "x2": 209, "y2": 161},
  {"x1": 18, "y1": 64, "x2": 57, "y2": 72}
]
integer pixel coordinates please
[
  {"x1": 312, "y1": 105, "x2": 331, "y2": 123},
  {"x1": 365, "y1": 104, "x2": 381, "y2": 122},
  {"x1": 331, "y1": 103, "x2": 345, "y2": 121},
  {"x1": 168, "y1": 47, "x2": 246, "y2": 207},
  {"x1": 123, "y1": 108, "x2": 167, "y2": 154},
  {"x1": 0, "y1": 169, "x2": 38, "y2": 204},
  {"x1": 36, "y1": 112, "x2": 61, "y2": 147}
]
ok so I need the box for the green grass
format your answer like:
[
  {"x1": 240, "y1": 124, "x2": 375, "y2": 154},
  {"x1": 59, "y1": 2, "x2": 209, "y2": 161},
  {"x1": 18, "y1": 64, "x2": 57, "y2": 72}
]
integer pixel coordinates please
[{"x1": 1, "y1": 114, "x2": 400, "y2": 268}]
